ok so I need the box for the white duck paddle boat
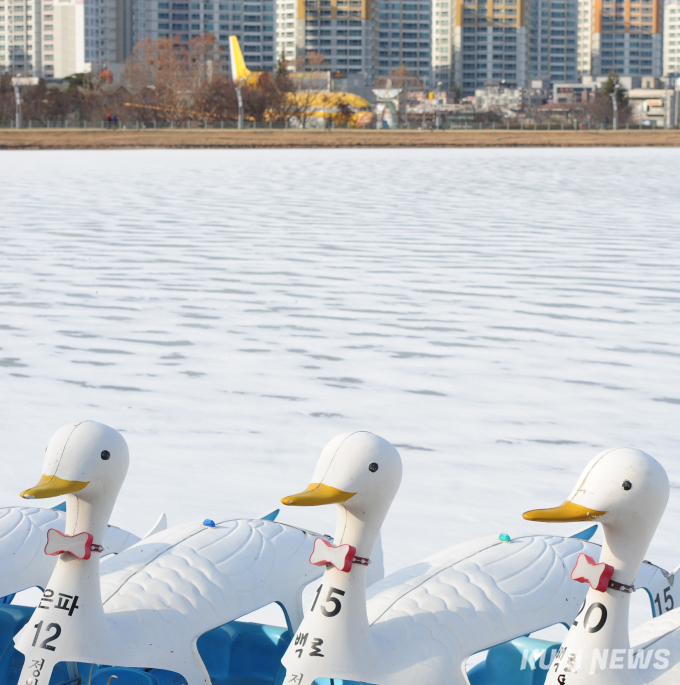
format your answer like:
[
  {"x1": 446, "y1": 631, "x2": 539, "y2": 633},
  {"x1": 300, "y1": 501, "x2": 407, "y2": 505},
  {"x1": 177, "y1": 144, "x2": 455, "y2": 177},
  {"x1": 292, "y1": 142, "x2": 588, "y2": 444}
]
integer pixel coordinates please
[
  {"x1": 10, "y1": 420, "x2": 332, "y2": 685},
  {"x1": 278, "y1": 431, "x2": 651, "y2": 685},
  {"x1": 523, "y1": 446, "x2": 674, "y2": 685}
]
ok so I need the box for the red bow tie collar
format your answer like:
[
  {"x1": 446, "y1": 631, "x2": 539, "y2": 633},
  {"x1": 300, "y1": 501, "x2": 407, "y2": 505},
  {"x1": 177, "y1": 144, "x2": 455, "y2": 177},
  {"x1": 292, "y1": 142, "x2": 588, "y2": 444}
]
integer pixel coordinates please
[
  {"x1": 309, "y1": 538, "x2": 371, "y2": 573},
  {"x1": 571, "y1": 553, "x2": 635, "y2": 594},
  {"x1": 45, "y1": 528, "x2": 103, "y2": 560}
]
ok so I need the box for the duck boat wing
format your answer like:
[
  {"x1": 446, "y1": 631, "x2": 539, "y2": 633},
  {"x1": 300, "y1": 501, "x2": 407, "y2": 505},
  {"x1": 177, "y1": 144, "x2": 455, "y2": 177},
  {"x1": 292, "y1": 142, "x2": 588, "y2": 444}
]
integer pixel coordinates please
[
  {"x1": 0, "y1": 506, "x2": 64, "y2": 598},
  {"x1": 367, "y1": 534, "x2": 598, "y2": 682},
  {"x1": 630, "y1": 608, "x2": 680, "y2": 652},
  {"x1": 100, "y1": 518, "x2": 324, "y2": 640},
  {"x1": 0, "y1": 506, "x2": 141, "y2": 601}
]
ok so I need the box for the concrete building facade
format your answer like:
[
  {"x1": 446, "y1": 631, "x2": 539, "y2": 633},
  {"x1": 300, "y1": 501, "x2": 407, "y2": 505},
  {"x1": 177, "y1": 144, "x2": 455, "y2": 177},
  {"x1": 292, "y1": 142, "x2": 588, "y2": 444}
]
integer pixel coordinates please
[
  {"x1": 0, "y1": 0, "x2": 132, "y2": 79},
  {"x1": 84, "y1": 0, "x2": 134, "y2": 75},
  {"x1": 528, "y1": 0, "x2": 578, "y2": 86},
  {"x1": 275, "y1": 0, "x2": 294, "y2": 62},
  {"x1": 577, "y1": 0, "x2": 591, "y2": 75},
  {"x1": 589, "y1": 0, "x2": 663, "y2": 78},
  {"x1": 0, "y1": 0, "x2": 42, "y2": 76},
  {"x1": 664, "y1": 0, "x2": 679, "y2": 78},
  {"x1": 376, "y1": 0, "x2": 431, "y2": 85},
  {"x1": 133, "y1": 0, "x2": 274, "y2": 74},
  {"x1": 50, "y1": 0, "x2": 87, "y2": 77},
  {"x1": 274, "y1": 0, "x2": 374, "y2": 83},
  {"x1": 453, "y1": 0, "x2": 529, "y2": 96},
  {"x1": 432, "y1": 0, "x2": 452, "y2": 88}
]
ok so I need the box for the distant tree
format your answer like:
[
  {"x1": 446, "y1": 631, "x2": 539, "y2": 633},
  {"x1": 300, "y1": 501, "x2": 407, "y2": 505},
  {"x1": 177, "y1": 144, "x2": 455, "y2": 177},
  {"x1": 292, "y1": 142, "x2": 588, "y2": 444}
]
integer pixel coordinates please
[
  {"x1": 122, "y1": 35, "x2": 217, "y2": 121},
  {"x1": 242, "y1": 71, "x2": 276, "y2": 121},
  {"x1": 276, "y1": 52, "x2": 288, "y2": 77},
  {"x1": 0, "y1": 74, "x2": 15, "y2": 123},
  {"x1": 0, "y1": 34, "x2": 307, "y2": 125},
  {"x1": 193, "y1": 73, "x2": 238, "y2": 121},
  {"x1": 332, "y1": 98, "x2": 353, "y2": 127},
  {"x1": 602, "y1": 69, "x2": 628, "y2": 105},
  {"x1": 0, "y1": 74, "x2": 110, "y2": 124},
  {"x1": 587, "y1": 70, "x2": 631, "y2": 125},
  {"x1": 303, "y1": 51, "x2": 328, "y2": 71}
]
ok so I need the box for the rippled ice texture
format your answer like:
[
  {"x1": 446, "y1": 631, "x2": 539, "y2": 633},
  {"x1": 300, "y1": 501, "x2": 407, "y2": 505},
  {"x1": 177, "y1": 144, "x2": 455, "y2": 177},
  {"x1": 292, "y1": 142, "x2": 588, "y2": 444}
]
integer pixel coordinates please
[{"x1": 1, "y1": 149, "x2": 680, "y2": 609}]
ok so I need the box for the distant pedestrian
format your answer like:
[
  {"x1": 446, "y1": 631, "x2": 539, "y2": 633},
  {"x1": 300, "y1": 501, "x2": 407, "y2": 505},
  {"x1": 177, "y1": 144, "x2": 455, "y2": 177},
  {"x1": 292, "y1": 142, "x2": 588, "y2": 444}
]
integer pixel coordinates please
[
  {"x1": 112, "y1": 114, "x2": 118, "y2": 128},
  {"x1": 107, "y1": 113, "x2": 112, "y2": 128}
]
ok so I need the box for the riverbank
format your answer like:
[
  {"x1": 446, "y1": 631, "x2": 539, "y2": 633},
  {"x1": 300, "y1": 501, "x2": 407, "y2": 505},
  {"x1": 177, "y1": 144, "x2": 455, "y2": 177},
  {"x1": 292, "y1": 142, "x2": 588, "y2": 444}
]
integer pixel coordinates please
[{"x1": 1, "y1": 128, "x2": 679, "y2": 149}]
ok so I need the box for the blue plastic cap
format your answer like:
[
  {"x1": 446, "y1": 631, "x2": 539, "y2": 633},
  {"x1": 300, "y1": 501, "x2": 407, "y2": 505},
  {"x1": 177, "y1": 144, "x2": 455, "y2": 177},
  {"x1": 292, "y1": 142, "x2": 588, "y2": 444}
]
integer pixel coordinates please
[
  {"x1": 202, "y1": 519, "x2": 216, "y2": 527},
  {"x1": 499, "y1": 533, "x2": 512, "y2": 543}
]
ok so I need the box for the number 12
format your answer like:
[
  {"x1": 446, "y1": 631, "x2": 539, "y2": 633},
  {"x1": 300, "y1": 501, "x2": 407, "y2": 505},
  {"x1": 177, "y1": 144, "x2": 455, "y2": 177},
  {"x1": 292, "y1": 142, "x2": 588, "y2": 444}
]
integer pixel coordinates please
[{"x1": 32, "y1": 621, "x2": 62, "y2": 651}]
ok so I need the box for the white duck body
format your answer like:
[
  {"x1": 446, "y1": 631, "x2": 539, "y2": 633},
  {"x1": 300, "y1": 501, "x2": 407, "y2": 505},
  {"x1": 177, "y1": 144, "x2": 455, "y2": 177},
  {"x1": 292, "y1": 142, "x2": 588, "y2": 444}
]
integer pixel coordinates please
[
  {"x1": 97, "y1": 517, "x2": 325, "y2": 648},
  {"x1": 523, "y1": 447, "x2": 671, "y2": 685},
  {"x1": 367, "y1": 537, "x2": 676, "y2": 685},
  {"x1": 12, "y1": 421, "x2": 325, "y2": 685},
  {"x1": 624, "y1": 590, "x2": 680, "y2": 684},
  {"x1": 0, "y1": 505, "x2": 143, "y2": 601},
  {"x1": 363, "y1": 532, "x2": 597, "y2": 685},
  {"x1": 280, "y1": 433, "x2": 664, "y2": 685}
]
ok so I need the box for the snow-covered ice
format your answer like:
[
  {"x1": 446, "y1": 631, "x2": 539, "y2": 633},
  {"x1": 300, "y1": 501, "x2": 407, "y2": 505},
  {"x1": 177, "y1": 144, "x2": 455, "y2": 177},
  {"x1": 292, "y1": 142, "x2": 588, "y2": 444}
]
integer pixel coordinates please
[{"x1": 1, "y1": 148, "x2": 679, "y2": 634}]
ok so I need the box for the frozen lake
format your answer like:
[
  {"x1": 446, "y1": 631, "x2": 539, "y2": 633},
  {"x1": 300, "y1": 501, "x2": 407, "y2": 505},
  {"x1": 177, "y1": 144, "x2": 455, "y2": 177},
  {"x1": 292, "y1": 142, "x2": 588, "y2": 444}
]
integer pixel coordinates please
[{"x1": 1, "y1": 148, "x2": 680, "y2": 632}]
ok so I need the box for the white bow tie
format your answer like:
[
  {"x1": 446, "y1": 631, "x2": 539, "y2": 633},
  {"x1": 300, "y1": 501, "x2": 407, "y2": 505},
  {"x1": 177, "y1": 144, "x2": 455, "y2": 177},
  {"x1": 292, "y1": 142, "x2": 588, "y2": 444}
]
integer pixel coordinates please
[
  {"x1": 45, "y1": 528, "x2": 102, "y2": 560},
  {"x1": 309, "y1": 538, "x2": 371, "y2": 572},
  {"x1": 571, "y1": 553, "x2": 615, "y2": 592}
]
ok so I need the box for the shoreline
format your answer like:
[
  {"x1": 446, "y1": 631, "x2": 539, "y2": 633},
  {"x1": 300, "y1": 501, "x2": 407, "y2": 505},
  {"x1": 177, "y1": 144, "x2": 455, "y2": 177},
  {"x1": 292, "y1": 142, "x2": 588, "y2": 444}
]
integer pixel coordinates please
[{"x1": 1, "y1": 128, "x2": 679, "y2": 149}]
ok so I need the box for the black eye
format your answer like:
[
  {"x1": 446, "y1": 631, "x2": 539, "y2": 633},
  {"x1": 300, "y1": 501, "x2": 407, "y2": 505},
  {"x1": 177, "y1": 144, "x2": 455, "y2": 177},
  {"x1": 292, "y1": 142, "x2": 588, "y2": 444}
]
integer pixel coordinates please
[
  {"x1": 101, "y1": 450, "x2": 110, "y2": 460},
  {"x1": 622, "y1": 480, "x2": 632, "y2": 491},
  {"x1": 368, "y1": 463, "x2": 378, "y2": 472}
]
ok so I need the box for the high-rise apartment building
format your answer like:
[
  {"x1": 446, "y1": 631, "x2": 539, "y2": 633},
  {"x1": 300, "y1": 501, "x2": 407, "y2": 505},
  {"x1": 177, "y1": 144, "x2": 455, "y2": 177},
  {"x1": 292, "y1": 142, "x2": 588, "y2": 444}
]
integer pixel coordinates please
[
  {"x1": 135, "y1": 0, "x2": 274, "y2": 72},
  {"x1": 0, "y1": 0, "x2": 133, "y2": 78},
  {"x1": 589, "y1": 0, "x2": 662, "y2": 77},
  {"x1": 432, "y1": 0, "x2": 452, "y2": 87},
  {"x1": 277, "y1": 0, "x2": 431, "y2": 86},
  {"x1": 577, "y1": 0, "x2": 591, "y2": 75},
  {"x1": 529, "y1": 0, "x2": 578, "y2": 86},
  {"x1": 664, "y1": 0, "x2": 680, "y2": 77},
  {"x1": 48, "y1": 0, "x2": 88, "y2": 77},
  {"x1": 84, "y1": 0, "x2": 133, "y2": 68},
  {"x1": 275, "y1": 0, "x2": 294, "y2": 62},
  {"x1": 375, "y1": 0, "x2": 432, "y2": 85},
  {"x1": 0, "y1": 0, "x2": 42, "y2": 76},
  {"x1": 276, "y1": 0, "x2": 374, "y2": 80},
  {"x1": 452, "y1": 0, "x2": 528, "y2": 96}
]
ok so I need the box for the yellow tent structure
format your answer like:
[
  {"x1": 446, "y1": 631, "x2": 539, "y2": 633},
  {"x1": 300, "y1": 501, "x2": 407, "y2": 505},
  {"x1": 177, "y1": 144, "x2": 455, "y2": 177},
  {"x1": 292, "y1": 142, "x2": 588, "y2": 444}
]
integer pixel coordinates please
[{"x1": 229, "y1": 35, "x2": 373, "y2": 126}]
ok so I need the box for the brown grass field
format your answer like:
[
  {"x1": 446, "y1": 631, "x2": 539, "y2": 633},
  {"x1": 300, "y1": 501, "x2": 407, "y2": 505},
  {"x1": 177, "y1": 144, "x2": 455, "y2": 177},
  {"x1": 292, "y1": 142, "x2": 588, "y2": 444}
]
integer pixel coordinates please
[{"x1": 1, "y1": 128, "x2": 679, "y2": 149}]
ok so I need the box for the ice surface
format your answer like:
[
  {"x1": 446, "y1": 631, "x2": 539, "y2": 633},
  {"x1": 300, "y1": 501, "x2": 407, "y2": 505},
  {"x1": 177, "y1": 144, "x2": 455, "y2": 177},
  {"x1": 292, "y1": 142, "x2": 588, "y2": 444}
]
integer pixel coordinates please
[{"x1": 1, "y1": 148, "x2": 679, "y2": 636}]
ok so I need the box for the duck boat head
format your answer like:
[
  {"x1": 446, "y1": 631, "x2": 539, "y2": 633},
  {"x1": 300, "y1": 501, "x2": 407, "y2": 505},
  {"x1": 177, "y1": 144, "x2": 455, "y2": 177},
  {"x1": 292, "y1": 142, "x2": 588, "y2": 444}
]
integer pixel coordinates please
[
  {"x1": 523, "y1": 448, "x2": 669, "y2": 685},
  {"x1": 523, "y1": 447, "x2": 668, "y2": 580},
  {"x1": 21, "y1": 421, "x2": 129, "y2": 543},
  {"x1": 282, "y1": 431, "x2": 402, "y2": 558}
]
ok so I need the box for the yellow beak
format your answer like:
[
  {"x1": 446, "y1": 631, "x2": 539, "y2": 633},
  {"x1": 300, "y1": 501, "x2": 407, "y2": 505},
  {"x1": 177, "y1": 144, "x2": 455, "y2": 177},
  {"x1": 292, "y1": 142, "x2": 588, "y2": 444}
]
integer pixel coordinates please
[
  {"x1": 21, "y1": 474, "x2": 90, "y2": 500},
  {"x1": 281, "y1": 482, "x2": 356, "y2": 507},
  {"x1": 523, "y1": 499, "x2": 607, "y2": 522}
]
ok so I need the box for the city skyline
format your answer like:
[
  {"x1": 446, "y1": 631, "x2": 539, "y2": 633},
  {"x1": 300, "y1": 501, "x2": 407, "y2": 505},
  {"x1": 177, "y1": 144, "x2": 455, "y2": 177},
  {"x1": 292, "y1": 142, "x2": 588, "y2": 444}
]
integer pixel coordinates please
[{"x1": 0, "y1": 0, "x2": 676, "y2": 88}]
